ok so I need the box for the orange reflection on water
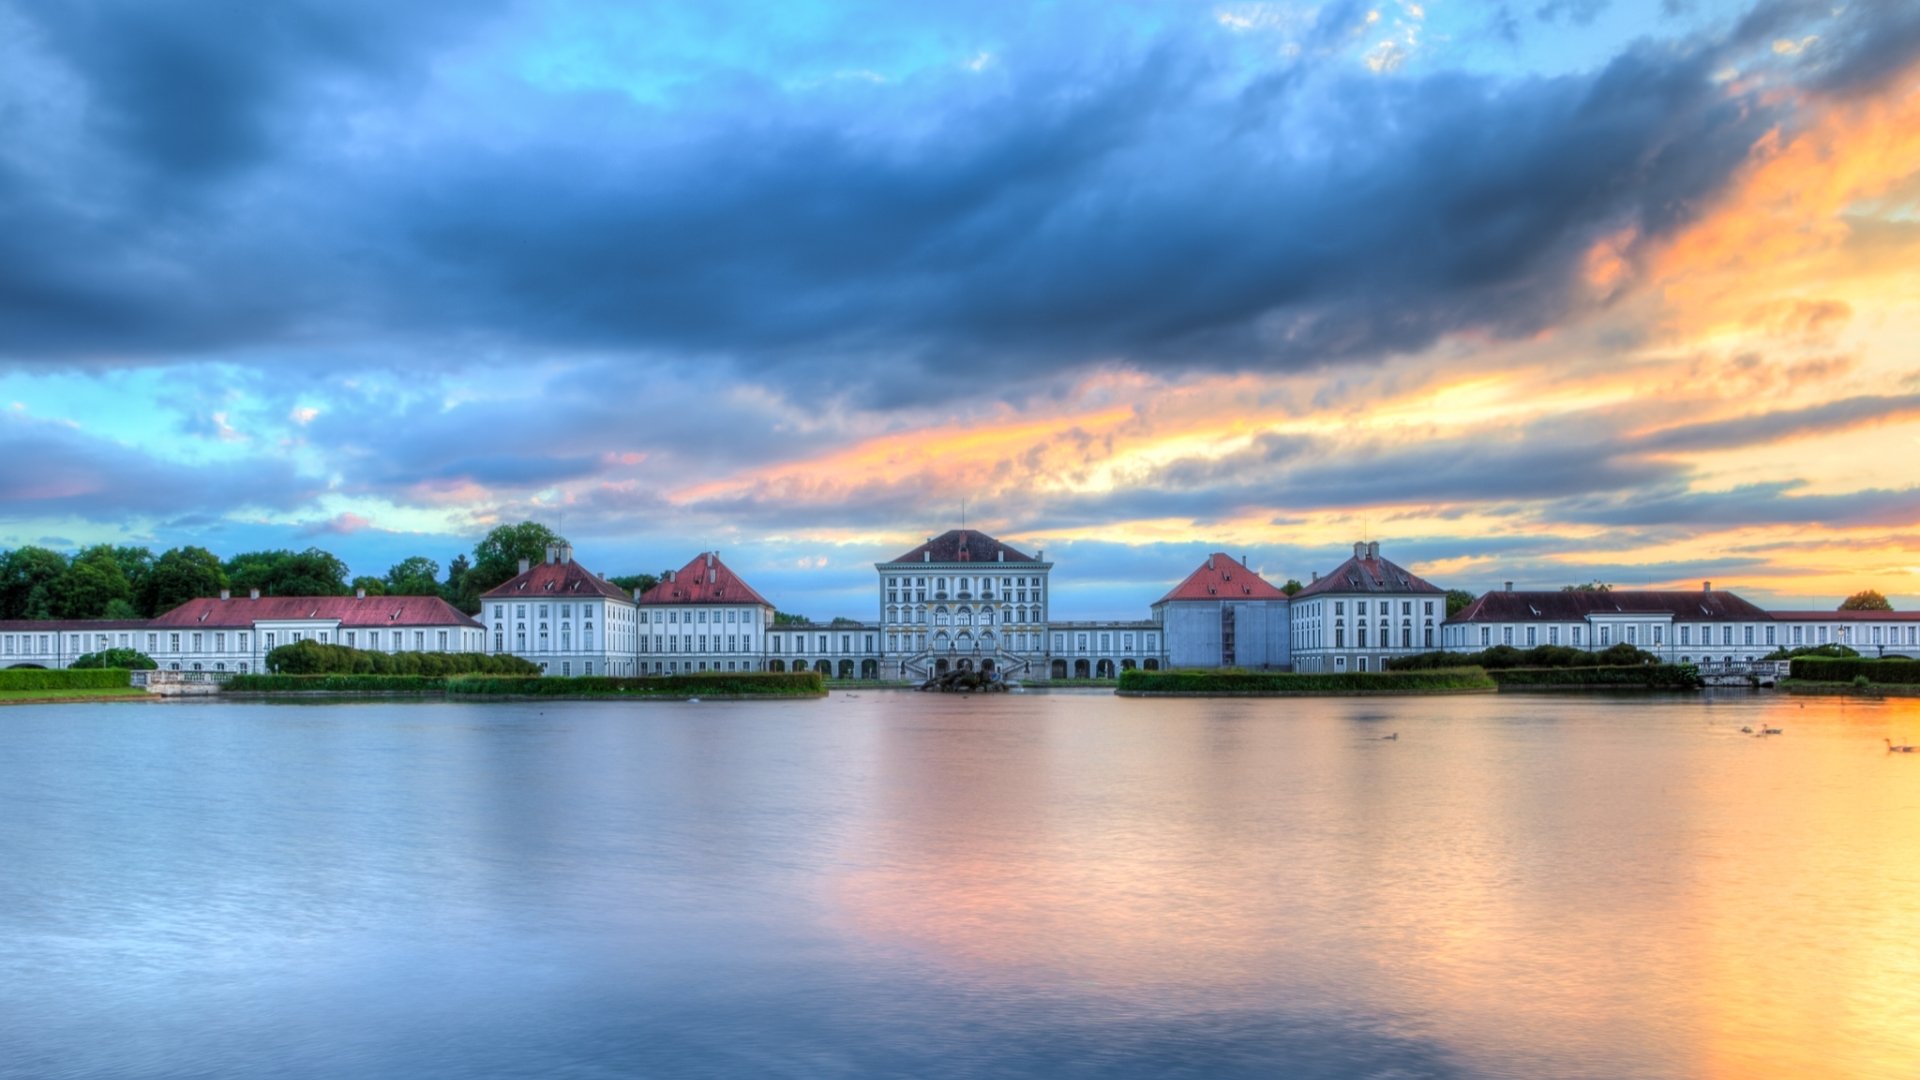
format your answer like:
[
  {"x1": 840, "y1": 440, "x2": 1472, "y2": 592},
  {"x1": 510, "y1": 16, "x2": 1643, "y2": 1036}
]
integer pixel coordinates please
[{"x1": 826, "y1": 693, "x2": 1920, "y2": 1077}]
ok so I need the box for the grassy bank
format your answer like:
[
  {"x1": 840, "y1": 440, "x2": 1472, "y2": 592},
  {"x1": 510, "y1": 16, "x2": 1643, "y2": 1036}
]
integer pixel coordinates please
[
  {"x1": 225, "y1": 671, "x2": 826, "y2": 698},
  {"x1": 0, "y1": 687, "x2": 148, "y2": 704},
  {"x1": 1117, "y1": 668, "x2": 1495, "y2": 696},
  {"x1": 1788, "y1": 658, "x2": 1920, "y2": 684},
  {"x1": 1487, "y1": 664, "x2": 1703, "y2": 690}
]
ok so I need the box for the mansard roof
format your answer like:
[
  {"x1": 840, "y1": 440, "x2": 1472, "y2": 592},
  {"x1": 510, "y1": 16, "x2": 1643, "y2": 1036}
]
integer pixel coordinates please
[
  {"x1": 1447, "y1": 589, "x2": 1772, "y2": 624},
  {"x1": 1155, "y1": 553, "x2": 1290, "y2": 604},
  {"x1": 883, "y1": 529, "x2": 1041, "y2": 565},
  {"x1": 0, "y1": 620, "x2": 152, "y2": 633},
  {"x1": 1291, "y1": 544, "x2": 1444, "y2": 599},
  {"x1": 1768, "y1": 609, "x2": 1913, "y2": 621},
  {"x1": 149, "y1": 595, "x2": 482, "y2": 629},
  {"x1": 480, "y1": 553, "x2": 633, "y2": 604},
  {"x1": 636, "y1": 552, "x2": 772, "y2": 607}
]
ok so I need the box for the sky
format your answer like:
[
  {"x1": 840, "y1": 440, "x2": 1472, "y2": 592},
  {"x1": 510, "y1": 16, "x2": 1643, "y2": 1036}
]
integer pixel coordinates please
[{"x1": 3, "y1": 0, "x2": 1919, "y2": 620}]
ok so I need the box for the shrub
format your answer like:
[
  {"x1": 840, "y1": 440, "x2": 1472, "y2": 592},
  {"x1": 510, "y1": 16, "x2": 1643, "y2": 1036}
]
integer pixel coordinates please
[
  {"x1": 1789, "y1": 658, "x2": 1920, "y2": 684},
  {"x1": 1485, "y1": 664, "x2": 1703, "y2": 689},
  {"x1": 70, "y1": 647, "x2": 157, "y2": 670},
  {"x1": 1118, "y1": 668, "x2": 1494, "y2": 694},
  {"x1": 225, "y1": 671, "x2": 826, "y2": 696},
  {"x1": 0, "y1": 668, "x2": 132, "y2": 691},
  {"x1": 1388, "y1": 643, "x2": 1659, "y2": 671},
  {"x1": 264, "y1": 639, "x2": 539, "y2": 676}
]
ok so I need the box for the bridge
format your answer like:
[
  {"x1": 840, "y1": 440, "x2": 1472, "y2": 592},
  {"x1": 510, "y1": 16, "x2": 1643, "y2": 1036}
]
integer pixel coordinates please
[{"x1": 1694, "y1": 660, "x2": 1791, "y2": 688}]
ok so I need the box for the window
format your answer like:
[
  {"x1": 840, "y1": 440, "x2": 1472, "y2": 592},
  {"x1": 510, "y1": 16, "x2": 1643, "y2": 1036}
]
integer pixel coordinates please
[
  {"x1": 1549, "y1": 626, "x2": 1559, "y2": 646},
  {"x1": 1526, "y1": 626, "x2": 1536, "y2": 647}
]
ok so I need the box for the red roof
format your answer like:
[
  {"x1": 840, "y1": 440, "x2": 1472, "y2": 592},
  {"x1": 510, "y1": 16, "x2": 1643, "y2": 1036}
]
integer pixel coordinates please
[
  {"x1": 637, "y1": 552, "x2": 772, "y2": 607},
  {"x1": 0, "y1": 620, "x2": 151, "y2": 633},
  {"x1": 883, "y1": 529, "x2": 1040, "y2": 565},
  {"x1": 1769, "y1": 610, "x2": 1913, "y2": 621},
  {"x1": 148, "y1": 595, "x2": 482, "y2": 629},
  {"x1": 479, "y1": 556, "x2": 634, "y2": 604},
  {"x1": 1155, "y1": 553, "x2": 1289, "y2": 604}
]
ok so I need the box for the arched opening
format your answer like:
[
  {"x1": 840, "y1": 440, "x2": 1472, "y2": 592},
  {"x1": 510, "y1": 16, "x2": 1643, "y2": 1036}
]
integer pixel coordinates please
[
  {"x1": 838, "y1": 659, "x2": 855, "y2": 680},
  {"x1": 768, "y1": 659, "x2": 786, "y2": 672},
  {"x1": 1120, "y1": 658, "x2": 1136, "y2": 670},
  {"x1": 1095, "y1": 659, "x2": 1115, "y2": 678},
  {"x1": 956, "y1": 658, "x2": 973, "y2": 672},
  {"x1": 980, "y1": 658, "x2": 995, "y2": 673},
  {"x1": 1143, "y1": 658, "x2": 1160, "y2": 670},
  {"x1": 860, "y1": 658, "x2": 879, "y2": 679},
  {"x1": 814, "y1": 659, "x2": 832, "y2": 675},
  {"x1": 1050, "y1": 659, "x2": 1067, "y2": 679},
  {"x1": 1074, "y1": 659, "x2": 1091, "y2": 678},
  {"x1": 934, "y1": 659, "x2": 950, "y2": 675}
]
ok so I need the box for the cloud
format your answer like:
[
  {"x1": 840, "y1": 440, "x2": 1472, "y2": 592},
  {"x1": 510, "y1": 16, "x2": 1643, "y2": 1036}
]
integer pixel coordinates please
[
  {"x1": 0, "y1": 411, "x2": 318, "y2": 524},
  {"x1": 1634, "y1": 393, "x2": 1920, "y2": 453},
  {"x1": 0, "y1": 0, "x2": 1847, "y2": 411}
]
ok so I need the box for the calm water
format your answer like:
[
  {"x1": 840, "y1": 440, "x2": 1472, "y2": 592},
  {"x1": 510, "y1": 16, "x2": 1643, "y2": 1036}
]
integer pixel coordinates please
[{"x1": 2, "y1": 691, "x2": 1918, "y2": 1080}]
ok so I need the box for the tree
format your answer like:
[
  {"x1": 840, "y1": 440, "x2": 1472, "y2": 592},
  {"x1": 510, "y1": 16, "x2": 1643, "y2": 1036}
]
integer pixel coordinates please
[
  {"x1": 609, "y1": 573, "x2": 660, "y2": 597},
  {"x1": 1562, "y1": 581, "x2": 1612, "y2": 593},
  {"x1": 1445, "y1": 588, "x2": 1476, "y2": 617},
  {"x1": 0, "y1": 546, "x2": 68, "y2": 619},
  {"x1": 462, "y1": 522, "x2": 565, "y2": 611},
  {"x1": 1281, "y1": 579, "x2": 1303, "y2": 596},
  {"x1": 442, "y1": 554, "x2": 471, "y2": 604},
  {"x1": 143, "y1": 546, "x2": 229, "y2": 615},
  {"x1": 351, "y1": 576, "x2": 387, "y2": 597},
  {"x1": 1839, "y1": 589, "x2": 1893, "y2": 611},
  {"x1": 71, "y1": 647, "x2": 157, "y2": 670},
  {"x1": 52, "y1": 548, "x2": 133, "y2": 619},
  {"x1": 225, "y1": 548, "x2": 350, "y2": 597},
  {"x1": 102, "y1": 598, "x2": 142, "y2": 619},
  {"x1": 773, "y1": 611, "x2": 810, "y2": 625},
  {"x1": 383, "y1": 556, "x2": 441, "y2": 596}
]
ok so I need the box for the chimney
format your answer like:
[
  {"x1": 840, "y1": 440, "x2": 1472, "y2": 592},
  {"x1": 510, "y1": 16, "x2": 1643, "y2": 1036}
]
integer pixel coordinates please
[
  {"x1": 518, "y1": 558, "x2": 531, "y2": 575},
  {"x1": 1354, "y1": 541, "x2": 1366, "y2": 558},
  {"x1": 219, "y1": 589, "x2": 230, "y2": 601},
  {"x1": 667, "y1": 570, "x2": 676, "y2": 583},
  {"x1": 1208, "y1": 554, "x2": 1216, "y2": 570},
  {"x1": 997, "y1": 549, "x2": 1004, "y2": 562},
  {"x1": 1037, "y1": 549, "x2": 1044, "y2": 561},
  {"x1": 1243, "y1": 554, "x2": 1249, "y2": 567},
  {"x1": 1311, "y1": 571, "x2": 1319, "y2": 582},
  {"x1": 1367, "y1": 541, "x2": 1379, "y2": 559},
  {"x1": 249, "y1": 588, "x2": 260, "y2": 600},
  {"x1": 1505, "y1": 581, "x2": 1513, "y2": 593},
  {"x1": 707, "y1": 552, "x2": 715, "y2": 568},
  {"x1": 1704, "y1": 581, "x2": 1712, "y2": 593},
  {"x1": 355, "y1": 587, "x2": 366, "y2": 599},
  {"x1": 632, "y1": 587, "x2": 642, "y2": 601},
  {"x1": 923, "y1": 551, "x2": 930, "y2": 562}
]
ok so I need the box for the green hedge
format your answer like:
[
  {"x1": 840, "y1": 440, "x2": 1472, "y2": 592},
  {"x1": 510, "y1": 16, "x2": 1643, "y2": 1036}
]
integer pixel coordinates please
[
  {"x1": 1487, "y1": 664, "x2": 1703, "y2": 689},
  {"x1": 0, "y1": 668, "x2": 132, "y2": 691},
  {"x1": 1389, "y1": 642, "x2": 1659, "y2": 671},
  {"x1": 225, "y1": 671, "x2": 827, "y2": 696},
  {"x1": 1789, "y1": 658, "x2": 1920, "y2": 684},
  {"x1": 1761, "y1": 642, "x2": 1859, "y2": 661},
  {"x1": 264, "y1": 639, "x2": 540, "y2": 676},
  {"x1": 1117, "y1": 668, "x2": 1495, "y2": 694}
]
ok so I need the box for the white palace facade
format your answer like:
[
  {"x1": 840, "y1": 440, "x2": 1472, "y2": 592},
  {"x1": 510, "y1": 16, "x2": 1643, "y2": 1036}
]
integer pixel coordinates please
[{"x1": 7, "y1": 529, "x2": 1917, "y2": 676}]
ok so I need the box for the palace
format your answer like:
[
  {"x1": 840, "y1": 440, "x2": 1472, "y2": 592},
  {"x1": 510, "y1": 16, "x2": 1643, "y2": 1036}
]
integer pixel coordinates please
[{"x1": 5, "y1": 529, "x2": 1917, "y2": 676}]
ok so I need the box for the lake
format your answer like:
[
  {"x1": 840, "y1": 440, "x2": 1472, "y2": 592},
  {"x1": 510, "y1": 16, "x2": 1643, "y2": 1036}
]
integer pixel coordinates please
[{"x1": 2, "y1": 691, "x2": 1917, "y2": 1079}]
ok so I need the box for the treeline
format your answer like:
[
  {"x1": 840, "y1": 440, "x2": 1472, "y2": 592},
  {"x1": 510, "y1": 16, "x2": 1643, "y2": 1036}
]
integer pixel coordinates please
[
  {"x1": 1387, "y1": 643, "x2": 1661, "y2": 670},
  {"x1": 0, "y1": 521, "x2": 665, "y2": 622},
  {"x1": 265, "y1": 639, "x2": 541, "y2": 676}
]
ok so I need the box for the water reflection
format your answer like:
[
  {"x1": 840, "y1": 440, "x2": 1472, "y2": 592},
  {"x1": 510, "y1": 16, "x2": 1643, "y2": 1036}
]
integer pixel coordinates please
[{"x1": 0, "y1": 693, "x2": 1915, "y2": 1078}]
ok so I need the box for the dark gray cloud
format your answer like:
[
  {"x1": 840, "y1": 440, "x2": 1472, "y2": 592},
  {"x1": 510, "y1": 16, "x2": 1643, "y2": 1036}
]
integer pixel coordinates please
[
  {"x1": 1635, "y1": 393, "x2": 1920, "y2": 453},
  {"x1": 1550, "y1": 482, "x2": 1920, "y2": 529},
  {"x1": 0, "y1": 413, "x2": 319, "y2": 523},
  {"x1": 3, "y1": 0, "x2": 1904, "y2": 407}
]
